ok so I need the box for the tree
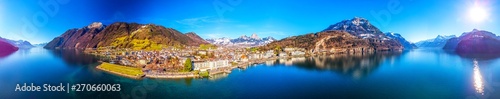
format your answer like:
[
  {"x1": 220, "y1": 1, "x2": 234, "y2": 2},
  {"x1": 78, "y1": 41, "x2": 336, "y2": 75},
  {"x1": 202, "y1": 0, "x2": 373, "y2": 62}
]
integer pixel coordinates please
[
  {"x1": 250, "y1": 47, "x2": 260, "y2": 52},
  {"x1": 274, "y1": 45, "x2": 282, "y2": 55},
  {"x1": 200, "y1": 44, "x2": 217, "y2": 50},
  {"x1": 183, "y1": 58, "x2": 192, "y2": 72}
]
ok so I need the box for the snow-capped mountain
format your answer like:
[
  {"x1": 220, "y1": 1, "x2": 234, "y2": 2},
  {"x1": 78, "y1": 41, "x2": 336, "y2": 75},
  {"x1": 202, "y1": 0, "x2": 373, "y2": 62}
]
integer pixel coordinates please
[
  {"x1": 206, "y1": 33, "x2": 277, "y2": 47},
  {"x1": 207, "y1": 37, "x2": 232, "y2": 45},
  {"x1": 0, "y1": 36, "x2": 34, "y2": 48},
  {"x1": 385, "y1": 32, "x2": 417, "y2": 49},
  {"x1": 415, "y1": 35, "x2": 456, "y2": 48},
  {"x1": 323, "y1": 17, "x2": 385, "y2": 39}
]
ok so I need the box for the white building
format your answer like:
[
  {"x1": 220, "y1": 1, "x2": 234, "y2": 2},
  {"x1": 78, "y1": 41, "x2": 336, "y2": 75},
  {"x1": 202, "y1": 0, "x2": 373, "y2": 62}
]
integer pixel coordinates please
[
  {"x1": 291, "y1": 51, "x2": 305, "y2": 56},
  {"x1": 279, "y1": 52, "x2": 288, "y2": 57},
  {"x1": 249, "y1": 54, "x2": 262, "y2": 60},
  {"x1": 193, "y1": 60, "x2": 230, "y2": 71},
  {"x1": 263, "y1": 50, "x2": 275, "y2": 58}
]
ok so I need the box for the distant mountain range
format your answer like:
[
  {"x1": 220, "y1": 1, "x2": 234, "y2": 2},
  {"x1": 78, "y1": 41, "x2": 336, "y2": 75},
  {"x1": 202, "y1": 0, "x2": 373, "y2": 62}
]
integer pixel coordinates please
[
  {"x1": 44, "y1": 22, "x2": 209, "y2": 49},
  {"x1": 415, "y1": 35, "x2": 456, "y2": 48},
  {"x1": 443, "y1": 29, "x2": 500, "y2": 54},
  {"x1": 33, "y1": 42, "x2": 48, "y2": 47},
  {"x1": 262, "y1": 17, "x2": 405, "y2": 53},
  {"x1": 385, "y1": 32, "x2": 417, "y2": 49},
  {"x1": 206, "y1": 33, "x2": 277, "y2": 47},
  {"x1": 0, "y1": 36, "x2": 34, "y2": 48}
]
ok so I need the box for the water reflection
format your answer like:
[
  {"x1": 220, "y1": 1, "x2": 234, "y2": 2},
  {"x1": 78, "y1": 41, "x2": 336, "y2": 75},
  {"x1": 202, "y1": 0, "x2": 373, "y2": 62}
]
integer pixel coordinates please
[
  {"x1": 283, "y1": 52, "x2": 403, "y2": 79},
  {"x1": 0, "y1": 48, "x2": 33, "y2": 59},
  {"x1": 209, "y1": 73, "x2": 229, "y2": 81},
  {"x1": 473, "y1": 59, "x2": 484, "y2": 95},
  {"x1": 454, "y1": 51, "x2": 500, "y2": 60},
  {"x1": 49, "y1": 49, "x2": 99, "y2": 66}
]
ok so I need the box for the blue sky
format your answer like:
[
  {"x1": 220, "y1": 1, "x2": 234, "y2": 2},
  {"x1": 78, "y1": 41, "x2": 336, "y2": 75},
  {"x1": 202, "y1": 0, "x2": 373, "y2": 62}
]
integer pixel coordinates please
[{"x1": 0, "y1": 0, "x2": 499, "y2": 44}]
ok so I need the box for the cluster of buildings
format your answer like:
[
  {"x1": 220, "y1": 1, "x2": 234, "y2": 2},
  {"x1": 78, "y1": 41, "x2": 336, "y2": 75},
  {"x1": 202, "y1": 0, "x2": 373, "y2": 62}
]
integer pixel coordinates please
[{"x1": 93, "y1": 46, "x2": 307, "y2": 74}]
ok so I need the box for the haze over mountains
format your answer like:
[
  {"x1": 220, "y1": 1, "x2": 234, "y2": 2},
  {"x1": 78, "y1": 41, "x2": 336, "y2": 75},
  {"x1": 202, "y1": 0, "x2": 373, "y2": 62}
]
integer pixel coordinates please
[
  {"x1": 415, "y1": 35, "x2": 456, "y2": 48},
  {"x1": 0, "y1": 36, "x2": 34, "y2": 48}
]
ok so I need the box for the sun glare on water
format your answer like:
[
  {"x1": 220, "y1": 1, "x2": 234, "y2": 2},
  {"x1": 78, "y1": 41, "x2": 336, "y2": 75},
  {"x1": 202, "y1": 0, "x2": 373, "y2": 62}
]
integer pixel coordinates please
[{"x1": 473, "y1": 59, "x2": 484, "y2": 95}]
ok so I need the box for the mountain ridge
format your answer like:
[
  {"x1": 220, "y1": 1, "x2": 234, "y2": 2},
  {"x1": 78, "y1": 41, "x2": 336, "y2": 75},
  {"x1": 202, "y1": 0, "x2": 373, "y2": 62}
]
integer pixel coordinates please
[
  {"x1": 44, "y1": 22, "x2": 209, "y2": 50},
  {"x1": 385, "y1": 32, "x2": 417, "y2": 49},
  {"x1": 206, "y1": 33, "x2": 277, "y2": 47},
  {"x1": 443, "y1": 29, "x2": 500, "y2": 54},
  {"x1": 415, "y1": 35, "x2": 456, "y2": 48},
  {"x1": 261, "y1": 17, "x2": 403, "y2": 53},
  {"x1": 0, "y1": 36, "x2": 35, "y2": 48}
]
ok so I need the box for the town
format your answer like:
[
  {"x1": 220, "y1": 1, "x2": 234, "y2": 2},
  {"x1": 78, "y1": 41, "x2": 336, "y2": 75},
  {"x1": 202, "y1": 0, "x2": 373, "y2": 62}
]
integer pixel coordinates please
[{"x1": 87, "y1": 44, "x2": 308, "y2": 79}]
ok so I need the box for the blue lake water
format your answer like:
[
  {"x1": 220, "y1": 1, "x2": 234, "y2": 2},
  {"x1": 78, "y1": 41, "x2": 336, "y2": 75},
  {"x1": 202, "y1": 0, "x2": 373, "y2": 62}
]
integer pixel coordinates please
[{"x1": 0, "y1": 47, "x2": 500, "y2": 99}]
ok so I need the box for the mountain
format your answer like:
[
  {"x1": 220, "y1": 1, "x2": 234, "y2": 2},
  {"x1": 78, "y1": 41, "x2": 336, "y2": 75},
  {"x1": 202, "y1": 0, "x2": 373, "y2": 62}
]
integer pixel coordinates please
[
  {"x1": 0, "y1": 36, "x2": 34, "y2": 48},
  {"x1": 261, "y1": 17, "x2": 402, "y2": 53},
  {"x1": 262, "y1": 30, "x2": 402, "y2": 53},
  {"x1": 323, "y1": 17, "x2": 385, "y2": 38},
  {"x1": 185, "y1": 32, "x2": 209, "y2": 44},
  {"x1": 443, "y1": 29, "x2": 500, "y2": 54},
  {"x1": 385, "y1": 32, "x2": 417, "y2": 49},
  {"x1": 206, "y1": 33, "x2": 277, "y2": 47},
  {"x1": 415, "y1": 35, "x2": 456, "y2": 48},
  {"x1": 0, "y1": 39, "x2": 18, "y2": 57},
  {"x1": 44, "y1": 22, "x2": 209, "y2": 50},
  {"x1": 206, "y1": 37, "x2": 232, "y2": 45},
  {"x1": 33, "y1": 42, "x2": 48, "y2": 47}
]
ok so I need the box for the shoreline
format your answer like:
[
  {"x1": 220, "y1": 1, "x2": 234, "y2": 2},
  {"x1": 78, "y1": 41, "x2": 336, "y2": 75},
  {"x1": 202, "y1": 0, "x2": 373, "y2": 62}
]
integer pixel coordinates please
[
  {"x1": 92, "y1": 49, "x2": 402, "y2": 79},
  {"x1": 95, "y1": 55, "x2": 307, "y2": 79},
  {"x1": 96, "y1": 65, "x2": 144, "y2": 79}
]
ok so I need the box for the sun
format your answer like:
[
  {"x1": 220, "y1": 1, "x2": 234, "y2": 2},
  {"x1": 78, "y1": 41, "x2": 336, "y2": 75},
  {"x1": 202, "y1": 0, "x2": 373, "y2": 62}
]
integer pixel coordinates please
[{"x1": 468, "y1": 4, "x2": 489, "y2": 23}]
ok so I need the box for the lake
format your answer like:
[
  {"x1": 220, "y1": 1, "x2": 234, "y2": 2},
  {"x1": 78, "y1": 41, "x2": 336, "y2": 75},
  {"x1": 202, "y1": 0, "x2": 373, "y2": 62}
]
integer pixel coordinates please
[{"x1": 0, "y1": 47, "x2": 499, "y2": 99}]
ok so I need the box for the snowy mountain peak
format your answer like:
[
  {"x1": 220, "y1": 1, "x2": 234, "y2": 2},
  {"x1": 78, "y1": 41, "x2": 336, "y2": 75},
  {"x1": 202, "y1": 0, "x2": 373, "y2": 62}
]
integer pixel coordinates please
[
  {"x1": 436, "y1": 35, "x2": 444, "y2": 39},
  {"x1": 206, "y1": 34, "x2": 277, "y2": 47},
  {"x1": 239, "y1": 35, "x2": 250, "y2": 40},
  {"x1": 87, "y1": 22, "x2": 104, "y2": 29},
  {"x1": 415, "y1": 35, "x2": 457, "y2": 48},
  {"x1": 250, "y1": 33, "x2": 260, "y2": 40},
  {"x1": 350, "y1": 17, "x2": 368, "y2": 26},
  {"x1": 323, "y1": 17, "x2": 383, "y2": 37},
  {"x1": 386, "y1": 32, "x2": 402, "y2": 37},
  {"x1": 384, "y1": 32, "x2": 417, "y2": 49},
  {"x1": 435, "y1": 35, "x2": 456, "y2": 40}
]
